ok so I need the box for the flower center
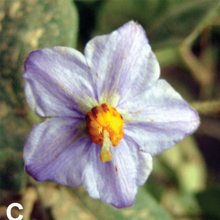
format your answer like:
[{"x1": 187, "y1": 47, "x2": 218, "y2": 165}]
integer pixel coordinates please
[{"x1": 85, "y1": 103, "x2": 124, "y2": 162}]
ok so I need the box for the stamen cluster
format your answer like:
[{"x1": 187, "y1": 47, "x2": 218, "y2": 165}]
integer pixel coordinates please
[{"x1": 85, "y1": 103, "x2": 124, "y2": 147}]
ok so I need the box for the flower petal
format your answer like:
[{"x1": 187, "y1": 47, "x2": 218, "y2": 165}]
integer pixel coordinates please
[
  {"x1": 84, "y1": 21, "x2": 160, "y2": 106},
  {"x1": 23, "y1": 46, "x2": 96, "y2": 118},
  {"x1": 119, "y1": 79, "x2": 200, "y2": 156},
  {"x1": 24, "y1": 117, "x2": 92, "y2": 187},
  {"x1": 82, "y1": 138, "x2": 152, "y2": 208}
]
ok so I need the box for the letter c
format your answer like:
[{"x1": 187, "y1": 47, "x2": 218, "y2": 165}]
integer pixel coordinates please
[{"x1": 7, "y1": 203, "x2": 23, "y2": 220}]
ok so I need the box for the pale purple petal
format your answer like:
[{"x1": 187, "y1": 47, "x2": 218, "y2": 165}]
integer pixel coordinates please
[
  {"x1": 84, "y1": 21, "x2": 160, "y2": 104},
  {"x1": 82, "y1": 138, "x2": 152, "y2": 208},
  {"x1": 24, "y1": 117, "x2": 92, "y2": 187},
  {"x1": 23, "y1": 46, "x2": 95, "y2": 118},
  {"x1": 119, "y1": 79, "x2": 200, "y2": 155}
]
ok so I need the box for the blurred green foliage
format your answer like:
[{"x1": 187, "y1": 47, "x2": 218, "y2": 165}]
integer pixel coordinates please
[
  {"x1": 196, "y1": 185, "x2": 220, "y2": 219},
  {"x1": 1, "y1": 0, "x2": 220, "y2": 219},
  {"x1": 36, "y1": 183, "x2": 172, "y2": 220},
  {"x1": 0, "y1": 148, "x2": 26, "y2": 192},
  {"x1": 95, "y1": 0, "x2": 219, "y2": 49}
]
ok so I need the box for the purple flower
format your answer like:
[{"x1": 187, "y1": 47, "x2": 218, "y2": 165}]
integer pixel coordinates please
[{"x1": 23, "y1": 21, "x2": 200, "y2": 208}]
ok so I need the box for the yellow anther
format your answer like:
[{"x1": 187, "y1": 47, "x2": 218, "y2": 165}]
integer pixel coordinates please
[{"x1": 85, "y1": 103, "x2": 124, "y2": 162}]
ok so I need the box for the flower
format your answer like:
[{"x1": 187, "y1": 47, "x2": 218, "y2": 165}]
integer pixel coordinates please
[{"x1": 23, "y1": 21, "x2": 200, "y2": 208}]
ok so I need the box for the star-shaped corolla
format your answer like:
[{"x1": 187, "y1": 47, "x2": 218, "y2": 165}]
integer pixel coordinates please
[{"x1": 23, "y1": 21, "x2": 200, "y2": 208}]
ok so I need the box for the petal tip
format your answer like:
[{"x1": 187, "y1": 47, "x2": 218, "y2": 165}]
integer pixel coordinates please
[
  {"x1": 191, "y1": 109, "x2": 200, "y2": 133},
  {"x1": 108, "y1": 195, "x2": 135, "y2": 209},
  {"x1": 121, "y1": 20, "x2": 146, "y2": 35}
]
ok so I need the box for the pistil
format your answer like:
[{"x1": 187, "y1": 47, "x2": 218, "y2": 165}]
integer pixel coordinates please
[{"x1": 100, "y1": 130, "x2": 113, "y2": 162}]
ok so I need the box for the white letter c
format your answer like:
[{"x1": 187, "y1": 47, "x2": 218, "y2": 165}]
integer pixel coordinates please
[{"x1": 7, "y1": 203, "x2": 23, "y2": 220}]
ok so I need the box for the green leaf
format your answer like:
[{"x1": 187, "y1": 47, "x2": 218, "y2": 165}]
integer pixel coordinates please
[
  {"x1": 196, "y1": 185, "x2": 220, "y2": 219},
  {"x1": 95, "y1": 0, "x2": 219, "y2": 49},
  {"x1": 0, "y1": 0, "x2": 79, "y2": 109}
]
